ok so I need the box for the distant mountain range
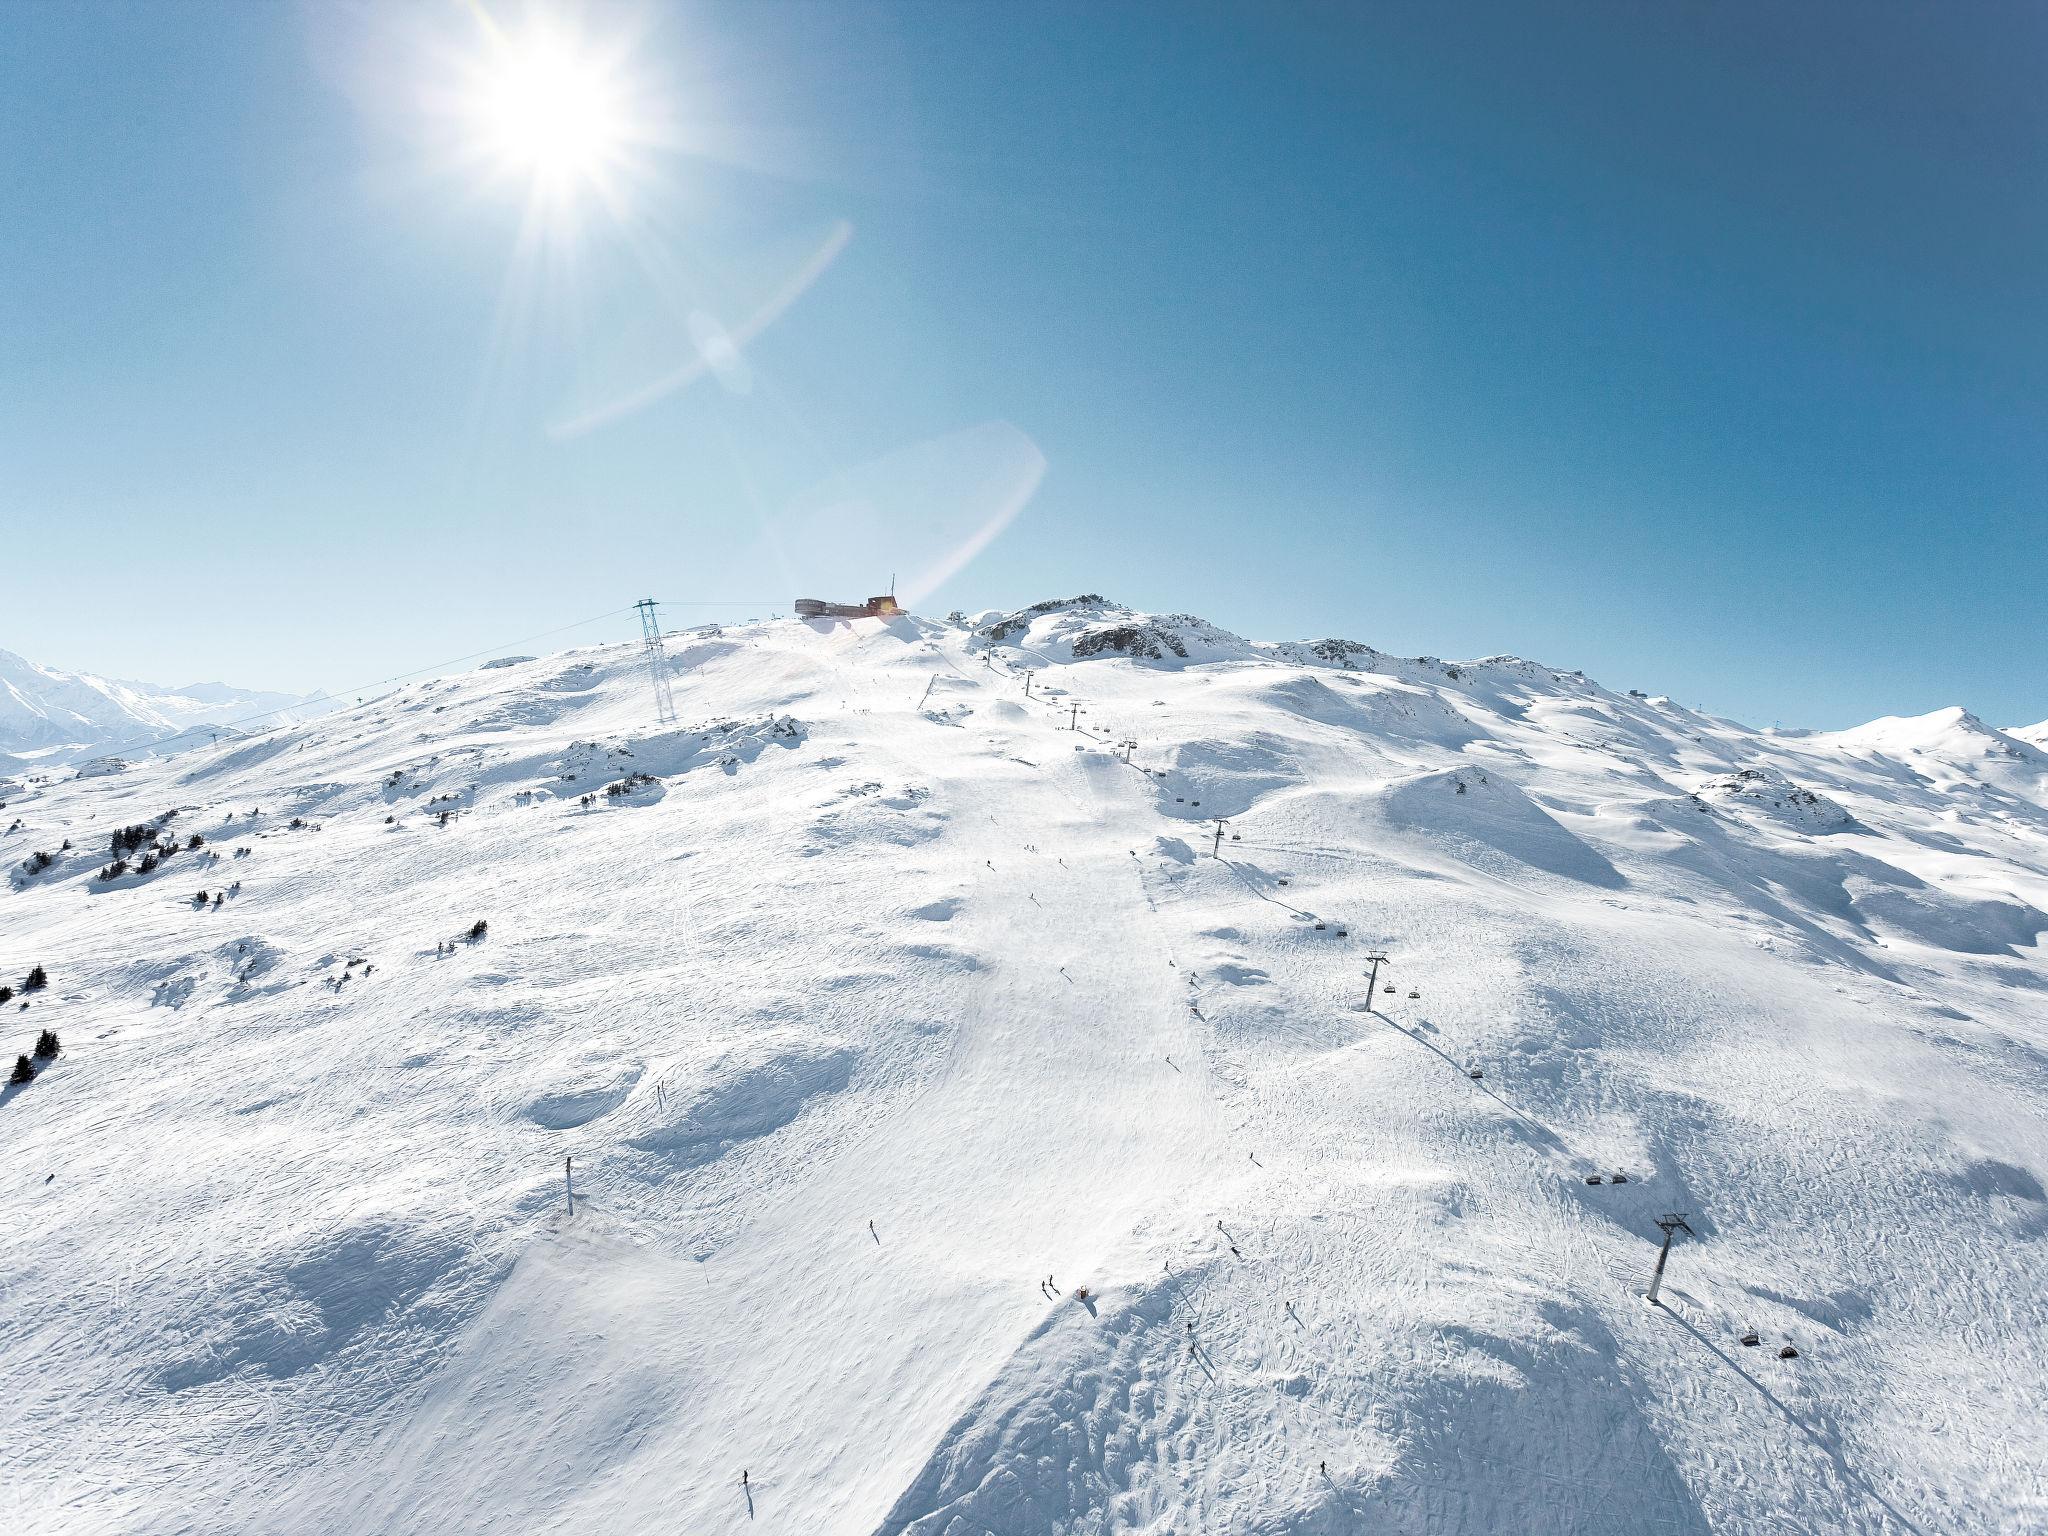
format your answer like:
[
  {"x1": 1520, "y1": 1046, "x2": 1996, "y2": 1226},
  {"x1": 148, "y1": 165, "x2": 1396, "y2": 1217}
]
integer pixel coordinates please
[{"x1": 0, "y1": 647, "x2": 330, "y2": 768}]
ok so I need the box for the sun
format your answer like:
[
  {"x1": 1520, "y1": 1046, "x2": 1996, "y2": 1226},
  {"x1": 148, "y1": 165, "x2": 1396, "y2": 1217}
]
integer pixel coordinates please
[{"x1": 462, "y1": 19, "x2": 633, "y2": 198}]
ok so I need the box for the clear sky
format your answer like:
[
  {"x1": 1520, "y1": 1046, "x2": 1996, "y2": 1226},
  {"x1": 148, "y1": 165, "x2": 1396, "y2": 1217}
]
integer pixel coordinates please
[{"x1": 2, "y1": 1, "x2": 2042, "y2": 729}]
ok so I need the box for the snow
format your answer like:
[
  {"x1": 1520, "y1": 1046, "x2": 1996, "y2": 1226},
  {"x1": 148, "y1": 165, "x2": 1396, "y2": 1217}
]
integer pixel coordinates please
[
  {"x1": 2, "y1": 599, "x2": 2043, "y2": 1534},
  {"x1": 0, "y1": 647, "x2": 331, "y2": 767}
]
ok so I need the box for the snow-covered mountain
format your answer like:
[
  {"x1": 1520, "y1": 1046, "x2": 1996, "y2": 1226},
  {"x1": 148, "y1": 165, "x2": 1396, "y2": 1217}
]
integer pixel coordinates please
[
  {"x1": 0, "y1": 647, "x2": 327, "y2": 767},
  {"x1": 3, "y1": 595, "x2": 2042, "y2": 1535}
]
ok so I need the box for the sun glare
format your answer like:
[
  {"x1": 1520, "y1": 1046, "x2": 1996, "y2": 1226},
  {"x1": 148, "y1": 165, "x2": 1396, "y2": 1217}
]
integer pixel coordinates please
[{"x1": 464, "y1": 22, "x2": 632, "y2": 197}]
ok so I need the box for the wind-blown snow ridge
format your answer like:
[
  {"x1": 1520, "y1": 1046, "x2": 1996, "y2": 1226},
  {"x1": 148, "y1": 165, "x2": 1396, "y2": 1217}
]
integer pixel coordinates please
[{"x1": 2, "y1": 599, "x2": 2042, "y2": 1535}]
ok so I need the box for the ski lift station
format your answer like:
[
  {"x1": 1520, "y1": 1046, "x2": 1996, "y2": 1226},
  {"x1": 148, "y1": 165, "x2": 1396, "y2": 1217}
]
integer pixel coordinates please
[{"x1": 794, "y1": 592, "x2": 903, "y2": 620}]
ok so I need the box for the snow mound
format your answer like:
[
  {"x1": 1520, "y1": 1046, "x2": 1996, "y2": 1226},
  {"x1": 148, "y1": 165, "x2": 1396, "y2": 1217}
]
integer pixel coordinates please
[
  {"x1": 626, "y1": 1036, "x2": 858, "y2": 1168},
  {"x1": 523, "y1": 1050, "x2": 644, "y2": 1130},
  {"x1": 1153, "y1": 732, "x2": 1305, "y2": 819},
  {"x1": 1702, "y1": 766, "x2": 1855, "y2": 830},
  {"x1": 1846, "y1": 882, "x2": 2048, "y2": 957},
  {"x1": 1375, "y1": 766, "x2": 1627, "y2": 888},
  {"x1": 1256, "y1": 671, "x2": 1483, "y2": 750}
]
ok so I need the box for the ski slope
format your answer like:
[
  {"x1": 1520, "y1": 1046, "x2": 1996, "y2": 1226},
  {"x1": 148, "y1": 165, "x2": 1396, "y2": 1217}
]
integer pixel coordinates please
[{"x1": 3, "y1": 597, "x2": 2043, "y2": 1534}]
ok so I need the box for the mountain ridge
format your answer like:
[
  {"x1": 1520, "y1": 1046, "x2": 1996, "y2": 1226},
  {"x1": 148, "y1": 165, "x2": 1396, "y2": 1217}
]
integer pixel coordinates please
[{"x1": 0, "y1": 646, "x2": 328, "y2": 766}]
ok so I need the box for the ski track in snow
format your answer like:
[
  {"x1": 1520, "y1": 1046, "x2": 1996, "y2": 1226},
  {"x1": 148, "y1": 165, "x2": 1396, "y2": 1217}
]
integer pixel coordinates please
[{"x1": 1, "y1": 599, "x2": 2043, "y2": 1534}]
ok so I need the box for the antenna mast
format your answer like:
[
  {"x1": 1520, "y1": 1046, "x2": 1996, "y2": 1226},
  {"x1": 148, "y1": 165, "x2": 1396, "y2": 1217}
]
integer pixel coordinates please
[{"x1": 635, "y1": 598, "x2": 677, "y2": 725}]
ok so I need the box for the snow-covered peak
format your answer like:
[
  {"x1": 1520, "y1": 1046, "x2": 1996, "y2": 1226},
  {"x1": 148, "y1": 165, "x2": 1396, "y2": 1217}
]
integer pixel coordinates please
[
  {"x1": 0, "y1": 647, "x2": 326, "y2": 763},
  {"x1": 1828, "y1": 705, "x2": 2048, "y2": 785},
  {"x1": 971, "y1": 595, "x2": 1256, "y2": 666}
]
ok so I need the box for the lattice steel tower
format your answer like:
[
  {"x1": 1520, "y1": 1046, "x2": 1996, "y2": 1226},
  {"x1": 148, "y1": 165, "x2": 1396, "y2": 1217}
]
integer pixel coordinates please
[{"x1": 635, "y1": 598, "x2": 677, "y2": 725}]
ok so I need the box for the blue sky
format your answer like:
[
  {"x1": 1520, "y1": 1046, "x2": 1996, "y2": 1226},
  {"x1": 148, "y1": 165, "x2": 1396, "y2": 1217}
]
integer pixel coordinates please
[{"x1": 2, "y1": 1, "x2": 2042, "y2": 729}]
